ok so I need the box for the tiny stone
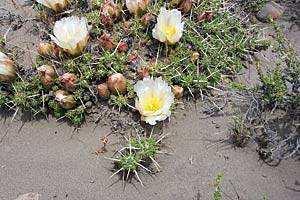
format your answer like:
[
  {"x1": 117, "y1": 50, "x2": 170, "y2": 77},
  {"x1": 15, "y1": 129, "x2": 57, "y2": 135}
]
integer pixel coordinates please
[
  {"x1": 14, "y1": 193, "x2": 40, "y2": 200},
  {"x1": 85, "y1": 101, "x2": 93, "y2": 109},
  {"x1": 83, "y1": 95, "x2": 90, "y2": 102},
  {"x1": 256, "y1": 1, "x2": 284, "y2": 22},
  {"x1": 41, "y1": 107, "x2": 47, "y2": 113}
]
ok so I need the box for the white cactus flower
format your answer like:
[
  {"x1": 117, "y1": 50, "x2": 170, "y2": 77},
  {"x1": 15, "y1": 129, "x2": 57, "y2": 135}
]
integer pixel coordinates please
[
  {"x1": 36, "y1": 0, "x2": 70, "y2": 12},
  {"x1": 134, "y1": 77, "x2": 174, "y2": 125},
  {"x1": 50, "y1": 16, "x2": 89, "y2": 56},
  {"x1": 0, "y1": 52, "x2": 16, "y2": 82},
  {"x1": 126, "y1": 0, "x2": 150, "y2": 15},
  {"x1": 152, "y1": 7, "x2": 184, "y2": 44}
]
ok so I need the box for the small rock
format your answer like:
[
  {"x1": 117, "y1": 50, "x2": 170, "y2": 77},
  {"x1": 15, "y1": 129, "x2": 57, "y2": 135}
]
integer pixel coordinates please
[
  {"x1": 256, "y1": 1, "x2": 284, "y2": 22},
  {"x1": 83, "y1": 94, "x2": 91, "y2": 102},
  {"x1": 49, "y1": 91, "x2": 54, "y2": 97},
  {"x1": 85, "y1": 101, "x2": 93, "y2": 109},
  {"x1": 15, "y1": 193, "x2": 40, "y2": 200},
  {"x1": 41, "y1": 107, "x2": 47, "y2": 113}
]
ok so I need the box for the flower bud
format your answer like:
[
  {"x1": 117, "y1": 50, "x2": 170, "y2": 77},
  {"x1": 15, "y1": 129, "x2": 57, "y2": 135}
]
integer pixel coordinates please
[
  {"x1": 191, "y1": 52, "x2": 200, "y2": 62},
  {"x1": 179, "y1": 0, "x2": 192, "y2": 13},
  {"x1": 126, "y1": 0, "x2": 150, "y2": 15},
  {"x1": 37, "y1": 42, "x2": 54, "y2": 56},
  {"x1": 107, "y1": 73, "x2": 127, "y2": 94},
  {"x1": 99, "y1": 33, "x2": 115, "y2": 50},
  {"x1": 59, "y1": 73, "x2": 77, "y2": 91},
  {"x1": 123, "y1": 21, "x2": 131, "y2": 34},
  {"x1": 37, "y1": 65, "x2": 56, "y2": 86},
  {"x1": 172, "y1": 85, "x2": 184, "y2": 99},
  {"x1": 197, "y1": 11, "x2": 214, "y2": 23},
  {"x1": 128, "y1": 52, "x2": 139, "y2": 64},
  {"x1": 137, "y1": 67, "x2": 149, "y2": 79},
  {"x1": 117, "y1": 41, "x2": 129, "y2": 53},
  {"x1": 55, "y1": 90, "x2": 76, "y2": 109},
  {"x1": 52, "y1": 44, "x2": 63, "y2": 57},
  {"x1": 170, "y1": 0, "x2": 181, "y2": 6},
  {"x1": 97, "y1": 83, "x2": 110, "y2": 98},
  {"x1": 37, "y1": 42, "x2": 62, "y2": 58},
  {"x1": 140, "y1": 13, "x2": 155, "y2": 27},
  {"x1": 100, "y1": 0, "x2": 121, "y2": 27},
  {"x1": 36, "y1": 0, "x2": 70, "y2": 12},
  {"x1": 0, "y1": 52, "x2": 16, "y2": 82}
]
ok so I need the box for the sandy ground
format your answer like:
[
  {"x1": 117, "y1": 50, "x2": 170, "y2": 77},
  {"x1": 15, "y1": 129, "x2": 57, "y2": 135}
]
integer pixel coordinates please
[
  {"x1": 0, "y1": 1, "x2": 299, "y2": 200},
  {"x1": 0, "y1": 105, "x2": 299, "y2": 200}
]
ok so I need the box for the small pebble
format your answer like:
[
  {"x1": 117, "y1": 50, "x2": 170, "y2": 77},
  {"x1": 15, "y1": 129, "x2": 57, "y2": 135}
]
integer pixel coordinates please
[
  {"x1": 85, "y1": 101, "x2": 93, "y2": 109},
  {"x1": 83, "y1": 94, "x2": 90, "y2": 102},
  {"x1": 14, "y1": 193, "x2": 40, "y2": 200},
  {"x1": 256, "y1": 1, "x2": 284, "y2": 22}
]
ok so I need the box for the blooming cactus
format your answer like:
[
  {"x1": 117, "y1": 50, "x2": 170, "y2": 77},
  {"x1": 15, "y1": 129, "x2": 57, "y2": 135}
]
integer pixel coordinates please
[
  {"x1": 126, "y1": 0, "x2": 150, "y2": 15},
  {"x1": 51, "y1": 16, "x2": 89, "y2": 56},
  {"x1": 134, "y1": 77, "x2": 174, "y2": 125},
  {"x1": 152, "y1": 7, "x2": 184, "y2": 44}
]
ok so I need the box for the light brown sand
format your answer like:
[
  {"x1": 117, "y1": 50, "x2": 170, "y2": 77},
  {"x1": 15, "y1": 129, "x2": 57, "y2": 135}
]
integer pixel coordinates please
[
  {"x1": 0, "y1": 1, "x2": 299, "y2": 200},
  {"x1": 0, "y1": 105, "x2": 299, "y2": 200}
]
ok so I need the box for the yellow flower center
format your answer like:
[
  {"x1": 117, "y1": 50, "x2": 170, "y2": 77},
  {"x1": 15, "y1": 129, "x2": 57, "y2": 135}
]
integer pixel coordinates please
[
  {"x1": 143, "y1": 93, "x2": 163, "y2": 112},
  {"x1": 164, "y1": 25, "x2": 176, "y2": 38}
]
